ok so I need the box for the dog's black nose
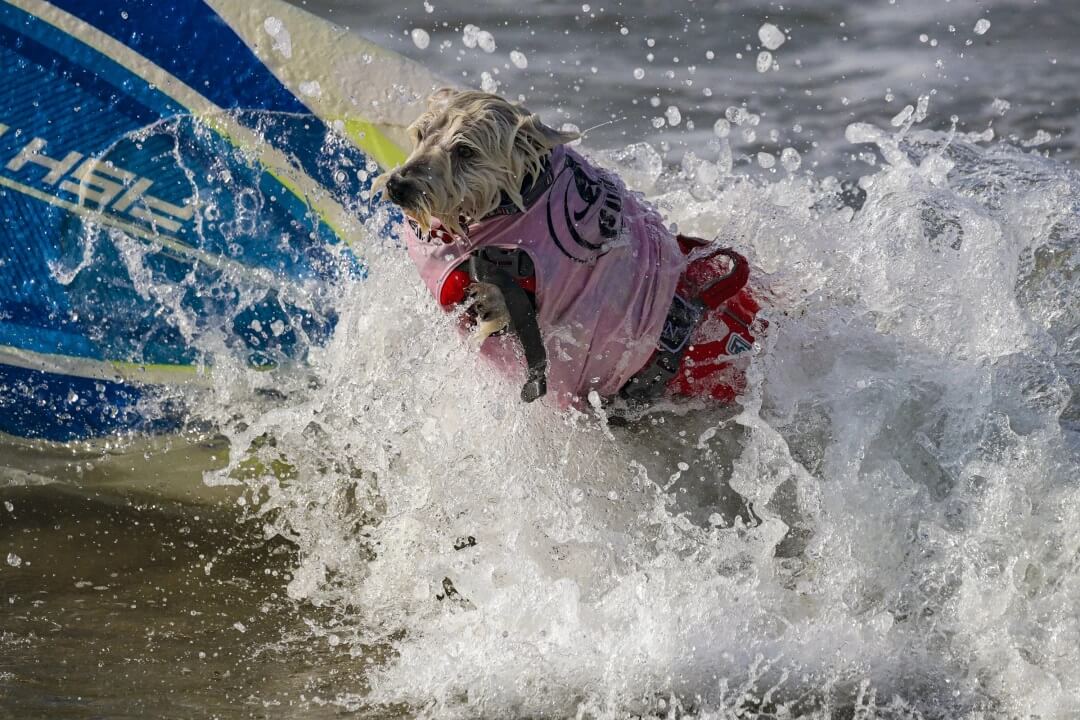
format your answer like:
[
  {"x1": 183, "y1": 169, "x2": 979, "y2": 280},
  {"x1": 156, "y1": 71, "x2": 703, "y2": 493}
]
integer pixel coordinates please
[{"x1": 385, "y1": 173, "x2": 414, "y2": 206}]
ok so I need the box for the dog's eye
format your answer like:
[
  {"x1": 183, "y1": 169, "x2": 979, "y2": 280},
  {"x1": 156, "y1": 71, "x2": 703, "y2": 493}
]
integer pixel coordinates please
[{"x1": 455, "y1": 145, "x2": 475, "y2": 160}]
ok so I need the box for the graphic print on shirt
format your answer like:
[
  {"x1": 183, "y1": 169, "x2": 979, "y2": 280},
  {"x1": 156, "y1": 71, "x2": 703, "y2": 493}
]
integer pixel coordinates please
[{"x1": 545, "y1": 152, "x2": 624, "y2": 263}]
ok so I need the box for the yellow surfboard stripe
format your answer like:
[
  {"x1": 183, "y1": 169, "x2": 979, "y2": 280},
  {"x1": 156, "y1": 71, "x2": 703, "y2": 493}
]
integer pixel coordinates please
[
  {"x1": 0, "y1": 343, "x2": 210, "y2": 387},
  {"x1": 204, "y1": 0, "x2": 434, "y2": 170}
]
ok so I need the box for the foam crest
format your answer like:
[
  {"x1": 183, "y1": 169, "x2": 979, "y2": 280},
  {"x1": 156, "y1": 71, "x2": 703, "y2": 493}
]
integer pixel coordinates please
[{"x1": 171, "y1": 114, "x2": 1080, "y2": 717}]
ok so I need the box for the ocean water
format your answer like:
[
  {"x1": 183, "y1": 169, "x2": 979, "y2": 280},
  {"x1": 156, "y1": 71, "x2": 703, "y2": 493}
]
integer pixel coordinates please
[
  {"x1": 3, "y1": 0, "x2": 1080, "y2": 718},
  {"x1": 304, "y1": 0, "x2": 1080, "y2": 173}
]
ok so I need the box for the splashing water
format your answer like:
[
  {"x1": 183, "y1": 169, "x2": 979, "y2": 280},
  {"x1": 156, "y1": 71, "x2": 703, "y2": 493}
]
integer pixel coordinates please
[{"x1": 98, "y1": 102, "x2": 1080, "y2": 717}]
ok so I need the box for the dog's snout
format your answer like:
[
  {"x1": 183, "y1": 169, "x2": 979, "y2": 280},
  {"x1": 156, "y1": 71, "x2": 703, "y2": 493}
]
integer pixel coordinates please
[{"x1": 385, "y1": 173, "x2": 414, "y2": 205}]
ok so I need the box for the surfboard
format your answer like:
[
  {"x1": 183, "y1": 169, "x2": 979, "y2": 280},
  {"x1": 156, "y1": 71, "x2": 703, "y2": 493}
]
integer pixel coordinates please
[{"x1": 0, "y1": 0, "x2": 439, "y2": 442}]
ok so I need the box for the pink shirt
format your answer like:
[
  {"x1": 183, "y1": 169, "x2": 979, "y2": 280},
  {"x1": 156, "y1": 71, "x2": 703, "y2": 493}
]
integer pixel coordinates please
[{"x1": 404, "y1": 146, "x2": 685, "y2": 405}]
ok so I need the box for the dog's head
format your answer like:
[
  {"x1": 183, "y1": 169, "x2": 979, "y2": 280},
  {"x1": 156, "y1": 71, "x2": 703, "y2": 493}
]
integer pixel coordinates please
[{"x1": 374, "y1": 88, "x2": 579, "y2": 237}]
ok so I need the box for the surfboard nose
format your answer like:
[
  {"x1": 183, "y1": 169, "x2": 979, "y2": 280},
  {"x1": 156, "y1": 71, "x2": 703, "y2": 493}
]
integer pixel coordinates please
[{"x1": 0, "y1": 0, "x2": 435, "y2": 443}]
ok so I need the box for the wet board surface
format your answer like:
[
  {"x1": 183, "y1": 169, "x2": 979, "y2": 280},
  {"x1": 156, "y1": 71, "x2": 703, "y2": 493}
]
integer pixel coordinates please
[{"x1": 0, "y1": 0, "x2": 438, "y2": 441}]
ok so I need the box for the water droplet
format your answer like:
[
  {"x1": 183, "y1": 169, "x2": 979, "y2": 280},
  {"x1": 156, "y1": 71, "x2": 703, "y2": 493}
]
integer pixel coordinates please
[
  {"x1": 891, "y1": 104, "x2": 915, "y2": 127},
  {"x1": 758, "y1": 23, "x2": 786, "y2": 50},
  {"x1": 477, "y1": 30, "x2": 496, "y2": 53},
  {"x1": 410, "y1": 28, "x2": 430, "y2": 50},
  {"x1": 780, "y1": 147, "x2": 802, "y2": 171},
  {"x1": 725, "y1": 106, "x2": 748, "y2": 125},
  {"x1": 462, "y1": 24, "x2": 479, "y2": 49}
]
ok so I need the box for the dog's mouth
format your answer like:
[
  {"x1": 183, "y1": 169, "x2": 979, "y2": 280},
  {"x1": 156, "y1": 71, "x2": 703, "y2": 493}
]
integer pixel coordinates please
[
  {"x1": 404, "y1": 207, "x2": 435, "y2": 233},
  {"x1": 396, "y1": 199, "x2": 468, "y2": 240},
  {"x1": 372, "y1": 171, "x2": 470, "y2": 238},
  {"x1": 372, "y1": 172, "x2": 432, "y2": 228}
]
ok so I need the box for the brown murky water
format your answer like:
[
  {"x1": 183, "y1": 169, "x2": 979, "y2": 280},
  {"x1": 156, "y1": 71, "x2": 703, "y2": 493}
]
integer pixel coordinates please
[{"x1": 0, "y1": 441, "x2": 386, "y2": 719}]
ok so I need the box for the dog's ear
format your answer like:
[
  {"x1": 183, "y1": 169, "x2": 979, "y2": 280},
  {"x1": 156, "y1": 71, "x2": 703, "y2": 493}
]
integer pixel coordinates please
[
  {"x1": 518, "y1": 114, "x2": 580, "y2": 149},
  {"x1": 427, "y1": 87, "x2": 459, "y2": 108}
]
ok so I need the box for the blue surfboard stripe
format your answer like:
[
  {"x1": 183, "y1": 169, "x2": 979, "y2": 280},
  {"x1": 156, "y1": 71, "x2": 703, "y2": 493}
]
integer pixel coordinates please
[
  {"x1": 0, "y1": 185, "x2": 199, "y2": 363},
  {"x1": 2, "y1": 166, "x2": 342, "y2": 367},
  {"x1": 0, "y1": 362, "x2": 181, "y2": 441},
  {"x1": 47, "y1": 0, "x2": 309, "y2": 116},
  {"x1": 0, "y1": 185, "x2": 84, "y2": 356},
  {"x1": 0, "y1": 3, "x2": 182, "y2": 125}
]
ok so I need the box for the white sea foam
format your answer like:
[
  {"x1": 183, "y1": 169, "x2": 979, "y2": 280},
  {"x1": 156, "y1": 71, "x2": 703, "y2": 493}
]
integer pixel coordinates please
[{"x1": 107, "y1": 103, "x2": 1080, "y2": 719}]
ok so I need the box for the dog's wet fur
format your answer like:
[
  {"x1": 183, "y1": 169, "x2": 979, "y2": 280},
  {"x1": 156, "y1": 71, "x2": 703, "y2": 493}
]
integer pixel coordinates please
[{"x1": 374, "y1": 88, "x2": 579, "y2": 240}]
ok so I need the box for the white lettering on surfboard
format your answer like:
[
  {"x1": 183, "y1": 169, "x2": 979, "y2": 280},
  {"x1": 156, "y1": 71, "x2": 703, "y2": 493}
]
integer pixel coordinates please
[{"x1": 1, "y1": 130, "x2": 195, "y2": 235}]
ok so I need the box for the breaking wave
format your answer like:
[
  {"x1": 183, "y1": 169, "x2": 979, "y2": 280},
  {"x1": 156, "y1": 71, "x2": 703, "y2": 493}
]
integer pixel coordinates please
[{"x1": 165, "y1": 109, "x2": 1080, "y2": 718}]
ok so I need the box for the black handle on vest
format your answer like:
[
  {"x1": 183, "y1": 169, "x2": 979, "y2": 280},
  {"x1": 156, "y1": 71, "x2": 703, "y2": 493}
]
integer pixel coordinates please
[{"x1": 469, "y1": 254, "x2": 548, "y2": 403}]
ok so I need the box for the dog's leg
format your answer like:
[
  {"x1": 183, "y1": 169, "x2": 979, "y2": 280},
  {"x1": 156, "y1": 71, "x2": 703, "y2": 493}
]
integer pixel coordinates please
[{"x1": 466, "y1": 282, "x2": 511, "y2": 345}]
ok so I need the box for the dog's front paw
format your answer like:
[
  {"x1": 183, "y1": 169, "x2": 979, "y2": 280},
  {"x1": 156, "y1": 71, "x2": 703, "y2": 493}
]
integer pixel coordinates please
[{"x1": 465, "y1": 282, "x2": 510, "y2": 344}]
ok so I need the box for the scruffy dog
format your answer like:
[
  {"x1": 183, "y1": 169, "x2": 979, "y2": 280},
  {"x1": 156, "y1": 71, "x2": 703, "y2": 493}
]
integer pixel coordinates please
[{"x1": 375, "y1": 88, "x2": 759, "y2": 408}]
